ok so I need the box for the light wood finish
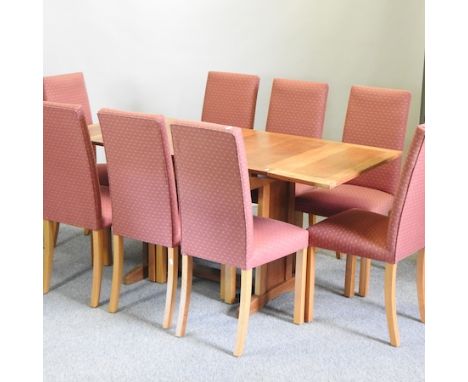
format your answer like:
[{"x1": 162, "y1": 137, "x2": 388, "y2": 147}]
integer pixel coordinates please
[
  {"x1": 163, "y1": 247, "x2": 179, "y2": 329},
  {"x1": 43, "y1": 220, "x2": 55, "y2": 293},
  {"x1": 344, "y1": 255, "x2": 356, "y2": 298},
  {"x1": 249, "y1": 277, "x2": 295, "y2": 314},
  {"x1": 53, "y1": 222, "x2": 60, "y2": 247},
  {"x1": 336, "y1": 252, "x2": 342, "y2": 260},
  {"x1": 224, "y1": 266, "x2": 237, "y2": 304},
  {"x1": 102, "y1": 227, "x2": 112, "y2": 266},
  {"x1": 220, "y1": 264, "x2": 226, "y2": 299},
  {"x1": 249, "y1": 176, "x2": 276, "y2": 191},
  {"x1": 293, "y1": 249, "x2": 307, "y2": 324},
  {"x1": 358, "y1": 258, "x2": 371, "y2": 297},
  {"x1": 417, "y1": 249, "x2": 425, "y2": 323},
  {"x1": 108, "y1": 234, "x2": 124, "y2": 313},
  {"x1": 156, "y1": 245, "x2": 168, "y2": 283},
  {"x1": 384, "y1": 263, "x2": 400, "y2": 347},
  {"x1": 285, "y1": 182, "x2": 297, "y2": 280},
  {"x1": 123, "y1": 265, "x2": 147, "y2": 285},
  {"x1": 176, "y1": 255, "x2": 193, "y2": 337},
  {"x1": 254, "y1": 265, "x2": 268, "y2": 297},
  {"x1": 233, "y1": 269, "x2": 253, "y2": 357},
  {"x1": 90, "y1": 229, "x2": 105, "y2": 308},
  {"x1": 308, "y1": 214, "x2": 316, "y2": 226},
  {"x1": 147, "y1": 244, "x2": 157, "y2": 282},
  {"x1": 304, "y1": 246, "x2": 316, "y2": 323}
]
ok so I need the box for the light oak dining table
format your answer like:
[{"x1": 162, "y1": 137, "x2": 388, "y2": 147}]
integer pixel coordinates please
[{"x1": 89, "y1": 119, "x2": 401, "y2": 319}]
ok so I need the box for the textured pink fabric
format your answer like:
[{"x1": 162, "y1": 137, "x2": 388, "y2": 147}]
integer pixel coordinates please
[
  {"x1": 343, "y1": 85, "x2": 411, "y2": 195},
  {"x1": 387, "y1": 125, "x2": 425, "y2": 263},
  {"x1": 266, "y1": 78, "x2": 328, "y2": 138},
  {"x1": 171, "y1": 121, "x2": 307, "y2": 269},
  {"x1": 43, "y1": 102, "x2": 111, "y2": 230},
  {"x1": 43, "y1": 72, "x2": 93, "y2": 125},
  {"x1": 98, "y1": 109, "x2": 181, "y2": 247},
  {"x1": 201, "y1": 71, "x2": 259, "y2": 129},
  {"x1": 308, "y1": 126, "x2": 425, "y2": 264},
  {"x1": 97, "y1": 164, "x2": 109, "y2": 186},
  {"x1": 295, "y1": 183, "x2": 393, "y2": 217},
  {"x1": 249, "y1": 217, "x2": 308, "y2": 269}
]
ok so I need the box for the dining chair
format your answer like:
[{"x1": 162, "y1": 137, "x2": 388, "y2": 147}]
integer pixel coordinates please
[
  {"x1": 266, "y1": 78, "x2": 328, "y2": 138},
  {"x1": 97, "y1": 108, "x2": 181, "y2": 328},
  {"x1": 305, "y1": 125, "x2": 425, "y2": 346},
  {"x1": 43, "y1": 102, "x2": 112, "y2": 307},
  {"x1": 43, "y1": 72, "x2": 109, "y2": 243},
  {"x1": 170, "y1": 120, "x2": 309, "y2": 357},
  {"x1": 201, "y1": 71, "x2": 260, "y2": 129},
  {"x1": 295, "y1": 85, "x2": 411, "y2": 297}
]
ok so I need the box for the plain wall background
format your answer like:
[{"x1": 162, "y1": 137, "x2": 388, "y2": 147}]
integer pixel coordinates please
[{"x1": 44, "y1": 0, "x2": 424, "y2": 162}]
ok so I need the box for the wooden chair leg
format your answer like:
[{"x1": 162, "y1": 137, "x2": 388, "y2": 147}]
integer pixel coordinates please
[
  {"x1": 233, "y1": 269, "x2": 253, "y2": 357},
  {"x1": 293, "y1": 248, "x2": 307, "y2": 324},
  {"x1": 358, "y1": 258, "x2": 371, "y2": 297},
  {"x1": 90, "y1": 229, "x2": 105, "y2": 308},
  {"x1": 344, "y1": 254, "x2": 356, "y2": 297},
  {"x1": 43, "y1": 220, "x2": 55, "y2": 294},
  {"x1": 336, "y1": 252, "x2": 341, "y2": 260},
  {"x1": 308, "y1": 214, "x2": 316, "y2": 226},
  {"x1": 102, "y1": 227, "x2": 113, "y2": 266},
  {"x1": 254, "y1": 264, "x2": 267, "y2": 296},
  {"x1": 148, "y1": 243, "x2": 157, "y2": 282},
  {"x1": 385, "y1": 263, "x2": 400, "y2": 347},
  {"x1": 108, "y1": 234, "x2": 124, "y2": 313},
  {"x1": 163, "y1": 247, "x2": 179, "y2": 329},
  {"x1": 304, "y1": 246, "x2": 316, "y2": 322},
  {"x1": 417, "y1": 249, "x2": 425, "y2": 323},
  {"x1": 176, "y1": 255, "x2": 193, "y2": 337},
  {"x1": 220, "y1": 264, "x2": 226, "y2": 299},
  {"x1": 156, "y1": 245, "x2": 168, "y2": 283},
  {"x1": 53, "y1": 222, "x2": 60, "y2": 247},
  {"x1": 224, "y1": 265, "x2": 237, "y2": 304}
]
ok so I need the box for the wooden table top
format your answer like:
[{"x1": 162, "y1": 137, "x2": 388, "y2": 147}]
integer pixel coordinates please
[{"x1": 89, "y1": 121, "x2": 400, "y2": 189}]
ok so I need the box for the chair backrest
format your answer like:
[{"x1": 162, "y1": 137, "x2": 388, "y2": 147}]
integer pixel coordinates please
[
  {"x1": 98, "y1": 109, "x2": 180, "y2": 247},
  {"x1": 387, "y1": 125, "x2": 425, "y2": 263},
  {"x1": 201, "y1": 71, "x2": 260, "y2": 129},
  {"x1": 265, "y1": 78, "x2": 328, "y2": 138},
  {"x1": 171, "y1": 121, "x2": 253, "y2": 268},
  {"x1": 343, "y1": 85, "x2": 411, "y2": 195},
  {"x1": 43, "y1": 102, "x2": 104, "y2": 229},
  {"x1": 43, "y1": 72, "x2": 93, "y2": 125}
]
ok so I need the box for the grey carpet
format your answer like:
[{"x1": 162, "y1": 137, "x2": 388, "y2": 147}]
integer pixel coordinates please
[{"x1": 44, "y1": 224, "x2": 424, "y2": 381}]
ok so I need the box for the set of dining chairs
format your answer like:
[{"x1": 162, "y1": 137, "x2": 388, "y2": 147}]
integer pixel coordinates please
[{"x1": 43, "y1": 71, "x2": 425, "y2": 357}]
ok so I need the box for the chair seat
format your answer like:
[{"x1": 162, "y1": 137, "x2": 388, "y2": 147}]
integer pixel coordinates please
[
  {"x1": 247, "y1": 216, "x2": 308, "y2": 269},
  {"x1": 99, "y1": 186, "x2": 112, "y2": 228},
  {"x1": 295, "y1": 183, "x2": 393, "y2": 217},
  {"x1": 308, "y1": 209, "x2": 390, "y2": 262},
  {"x1": 97, "y1": 163, "x2": 109, "y2": 186}
]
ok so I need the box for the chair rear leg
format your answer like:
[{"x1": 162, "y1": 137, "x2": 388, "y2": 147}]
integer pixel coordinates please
[
  {"x1": 344, "y1": 255, "x2": 356, "y2": 297},
  {"x1": 304, "y1": 246, "x2": 316, "y2": 323},
  {"x1": 233, "y1": 269, "x2": 253, "y2": 357},
  {"x1": 224, "y1": 266, "x2": 237, "y2": 304},
  {"x1": 108, "y1": 234, "x2": 124, "y2": 313},
  {"x1": 90, "y1": 229, "x2": 105, "y2": 308},
  {"x1": 358, "y1": 258, "x2": 371, "y2": 297},
  {"x1": 384, "y1": 263, "x2": 400, "y2": 346},
  {"x1": 417, "y1": 249, "x2": 425, "y2": 323},
  {"x1": 43, "y1": 219, "x2": 55, "y2": 293},
  {"x1": 176, "y1": 255, "x2": 193, "y2": 337},
  {"x1": 53, "y1": 222, "x2": 60, "y2": 247},
  {"x1": 294, "y1": 248, "x2": 307, "y2": 324},
  {"x1": 163, "y1": 247, "x2": 179, "y2": 329}
]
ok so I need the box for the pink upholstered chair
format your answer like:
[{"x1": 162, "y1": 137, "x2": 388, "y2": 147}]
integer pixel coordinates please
[
  {"x1": 306, "y1": 125, "x2": 425, "y2": 346},
  {"x1": 266, "y1": 78, "x2": 328, "y2": 138},
  {"x1": 97, "y1": 109, "x2": 181, "y2": 328},
  {"x1": 171, "y1": 121, "x2": 309, "y2": 357},
  {"x1": 201, "y1": 71, "x2": 260, "y2": 129},
  {"x1": 43, "y1": 72, "x2": 109, "y2": 243},
  {"x1": 295, "y1": 85, "x2": 411, "y2": 296},
  {"x1": 43, "y1": 102, "x2": 112, "y2": 307}
]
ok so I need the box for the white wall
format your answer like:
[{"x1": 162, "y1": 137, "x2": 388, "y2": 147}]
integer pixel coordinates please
[{"x1": 44, "y1": 0, "x2": 424, "y2": 162}]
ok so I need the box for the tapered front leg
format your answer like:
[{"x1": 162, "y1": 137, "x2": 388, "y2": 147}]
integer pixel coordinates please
[
  {"x1": 43, "y1": 220, "x2": 56, "y2": 293},
  {"x1": 358, "y1": 258, "x2": 371, "y2": 297},
  {"x1": 108, "y1": 234, "x2": 124, "y2": 313},
  {"x1": 176, "y1": 255, "x2": 193, "y2": 337},
  {"x1": 294, "y1": 249, "x2": 307, "y2": 324},
  {"x1": 163, "y1": 247, "x2": 179, "y2": 329},
  {"x1": 384, "y1": 263, "x2": 400, "y2": 347},
  {"x1": 233, "y1": 269, "x2": 253, "y2": 357},
  {"x1": 416, "y1": 249, "x2": 425, "y2": 323}
]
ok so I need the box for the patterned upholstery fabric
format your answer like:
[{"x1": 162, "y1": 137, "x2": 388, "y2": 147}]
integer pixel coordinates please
[
  {"x1": 344, "y1": 85, "x2": 411, "y2": 195},
  {"x1": 43, "y1": 72, "x2": 93, "y2": 126},
  {"x1": 171, "y1": 120, "x2": 308, "y2": 269},
  {"x1": 43, "y1": 102, "x2": 111, "y2": 230},
  {"x1": 308, "y1": 126, "x2": 425, "y2": 264},
  {"x1": 295, "y1": 183, "x2": 393, "y2": 217},
  {"x1": 266, "y1": 78, "x2": 328, "y2": 138},
  {"x1": 98, "y1": 109, "x2": 181, "y2": 248},
  {"x1": 201, "y1": 71, "x2": 260, "y2": 129}
]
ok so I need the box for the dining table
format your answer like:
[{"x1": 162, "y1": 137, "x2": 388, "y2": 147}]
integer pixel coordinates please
[{"x1": 88, "y1": 119, "x2": 401, "y2": 319}]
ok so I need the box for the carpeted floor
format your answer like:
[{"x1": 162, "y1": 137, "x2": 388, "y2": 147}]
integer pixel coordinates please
[{"x1": 44, "y1": 224, "x2": 424, "y2": 381}]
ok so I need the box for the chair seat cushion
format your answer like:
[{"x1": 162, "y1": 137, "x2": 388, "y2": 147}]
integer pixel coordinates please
[
  {"x1": 97, "y1": 163, "x2": 109, "y2": 186},
  {"x1": 99, "y1": 186, "x2": 112, "y2": 228},
  {"x1": 308, "y1": 209, "x2": 391, "y2": 262},
  {"x1": 295, "y1": 183, "x2": 393, "y2": 217},
  {"x1": 247, "y1": 216, "x2": 308, "y2": 269}
]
